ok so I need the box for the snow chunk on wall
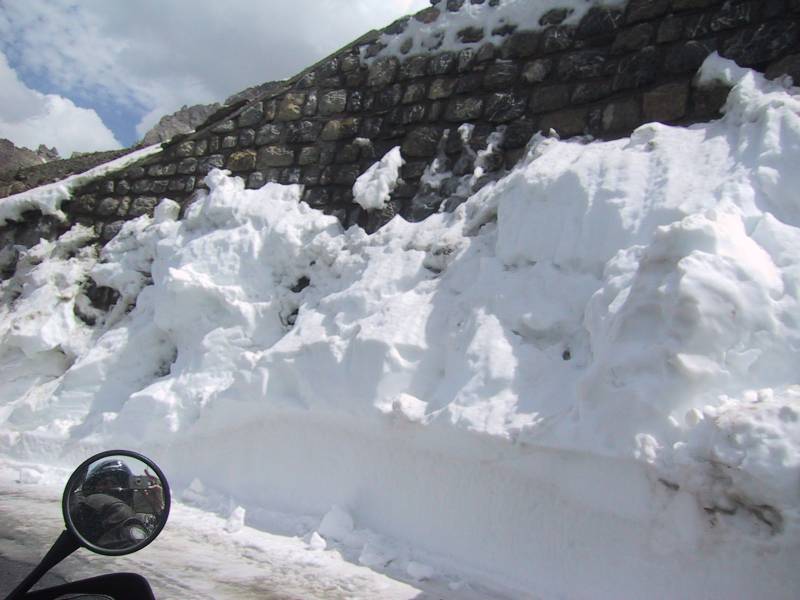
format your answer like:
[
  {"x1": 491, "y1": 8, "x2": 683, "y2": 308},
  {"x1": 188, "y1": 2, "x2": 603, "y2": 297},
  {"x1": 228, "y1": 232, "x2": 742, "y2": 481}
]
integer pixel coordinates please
[{"x1": 352, "y1": 146, "x2": 404, "y2": 211}]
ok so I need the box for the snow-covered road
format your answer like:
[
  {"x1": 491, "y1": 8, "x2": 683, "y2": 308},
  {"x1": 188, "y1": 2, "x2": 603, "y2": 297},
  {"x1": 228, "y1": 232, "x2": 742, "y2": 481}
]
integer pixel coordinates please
[{"x1": 0, "y1": 466, "x2": 500, "y2": 600}]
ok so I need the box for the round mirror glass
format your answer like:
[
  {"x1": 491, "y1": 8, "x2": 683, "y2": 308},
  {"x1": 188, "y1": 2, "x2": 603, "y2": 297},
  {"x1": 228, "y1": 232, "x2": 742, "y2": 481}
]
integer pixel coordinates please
[{"x1": 62, "y1": 450, "x2": 170, "y2": 556}]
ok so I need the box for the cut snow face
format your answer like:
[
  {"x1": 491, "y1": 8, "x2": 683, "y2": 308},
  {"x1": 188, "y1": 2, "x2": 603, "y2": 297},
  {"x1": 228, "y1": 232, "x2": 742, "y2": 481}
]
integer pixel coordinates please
[{"x1": 0, "y1": 55, "x2": 799, "y2": 598}]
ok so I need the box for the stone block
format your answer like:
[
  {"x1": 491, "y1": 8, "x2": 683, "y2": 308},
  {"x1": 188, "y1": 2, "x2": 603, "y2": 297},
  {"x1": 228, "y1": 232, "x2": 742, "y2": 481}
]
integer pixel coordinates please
[
  {"x1": 227, "y1": 150, "x2": 257, "y2": 171},
  {"x1": 360, "y1": 117, "x2": 384, "y2": 138},
  {"x1": 320, "y1": 118, "x2": 360, "y2": 141},
  {"x1": 522, "y1": 58, "x2": 554, "y2": 83},
  {"x1": 485, "y1": 93, "x2": 528, "y2": 122},
  {"x1": 341, "y1": 53, "x2": 361, "y2": 73},
  {"x1": 276, "y1": 92, "x2": 306, "y2": 121},
  {"x1": 710, "y1": 1, "x2": 757, "y2": 32},
  {"x1": 319, "y1": 89, "x2": 348, "y2": 115},
  {"x1": 348, "y1": 90, "x2": 364, "y2": 112},
  {"x1": 483, "y1": 60, "x2": 519, "y2": 89},
  {"x1": 116, "y1": 180, "x2": 130, "y2": 194},
  {"x1": 643, "y1": 81, "x2": 689, "y2": 122},
  {"x1": 127, "y1": 166, "x2": 146, "y2": 179},
  {"x1": 502, "y1": 119, "x2": 537, "y2": 149},
  {"x1": 540, "y1": 107, "x2": 589, "y2": 137},
  {"x1": 402, "y1": 126, "x2": 443, "y2": 157},
  {"x1": 283, "y1": 167, "x2": 301, "y2": 184},
  {"x1": 222, "y1": 135, "x2": 237, "y2": 149},
  {"x1": 541, "y1": 26, "x2": 574, "y2": 54},
  {"x1": 264, "y1": 100, "x2": 277, "y2": 121},
  {"x1": 129, "y1": 196, "x2": 158, "y2": 217},
  {"x1": 209, "y1": 137, "x2": 220, "y2": 152},
  {"x1": 198, "y1": 155, "x2": 225, "y2": 174},
  {"x1": 613, "y1": 46, "x2": 660, "y2": 90},
  {"x1": 297, "y1": 72, "x2": 317, "y2": 89},
  {"x1": 303, "y1": 188, "x2": 330, "y2": 208},
  {"x1": 175, "y1": 141, "x2": 196, "y2": 158},
  {"x1": 336, "y1": 143, "x2": 360, "y2": 164},
  {"x1": 429, "y1": 78, "x2": 457, "y2": 99},
  {"x1": 722, "y1": 22, "x2": 800, "y2": 67},
  {"x1": 684, "y1": 13, "x2": 712, "y2": 39},
  {"x1": 414, "y1": 7, "x2": 441, "y2": 23},
  {"x1": 455, "y1": 73, "x2": 483, "y2": 94},
  {"x1": 503, "y1": 30, "x2": 540, "y2": 58},
  {"x1": 368, "y1": 57, "x2": 400, "y2": 87},
  {"x1": 256, "y1": 124, "x2": 284, "y2": 145},
  {"x1": 73, "y1": 195, "x2": 97, "y2": 214},
  {"x1": 147, "y1": 164, "x2": 177, "y2": 177},
  {"x1": 303, "y1": 91, "x2": 318, "y2": 116},
  {"x1": 399, "y1": 55, "x2": 429, "y2": 80},
  {"x1": 458, "y1": 26, "x2": 484, "y2": 43},
  {"x1": 530, "y1": 85, "x2": 569, "y2": 113},
  {"x1": 393, "y1": 104, "x2": 428, "y2": 124},
  {"x1": 429, "y1": 52, "x2": 457, "y2": 75},
  {"x1": 301, "y1": 166, "x2": 322, "y2": 186},
  {"x1": 602, "y1": 98, "x2": 641, "y2": 133},
  {"x1": 195, "y1": 139, "x2": 208, "y2": 156},
  {"x1": 557, "y1": 50, "x2": 608, "y2": 80},
  {"x1": 656, "y1": 15, "x2": 683, "y2": 44},
  {"x1": 445, "y1": 97, "x2": 484, "y2": 121},
  {"x1": 212, "y1": 120, "x2": 235, "y2": 133},
  {"x1": 247, "y1": 172, "x2": 266, "y2": 189},
  {"x1": 239, "y1": 129, "x2": 255, "y2": 147},
  {"x1": 132, "y1": 179, "x2": 153, "y2": 194},
  {"x1": 572, "y1": 80, "x2": 613, "y2": 104},
  {"x1": 665, "y1": 40, "x2": 717, "y2": 73},
  {"x1": 540, "y1": 8, "x2": 572, "y2": 26},
  {"x1": 611, "y1": 23, "x2": 654, "y2": 54},
  {"x1": 577, "y1": 6, "x2": 625, "y2": 40},
  {"x1": 287, "y1": 121, "x2": 323, "y2": 143},
  {"x1": 766, "y1": 53, "x2": 800, "y2": 83},
  {"x1": 672, "y1": 0, "x2": 720, "y2": 10},
  {"x1": 403, "y1": 82, "x2": 428, "y2": 104},
  {"x1": 625, "y1": 0, "x2": 669, "y2": 24},
  {"x1": 298, "y1": 146, "x2": 321, "y2": 166},
  {"x1": 238, "y1": 102, "x2": 264, "y2": 127},
  {"x1": 101, "y1": 221, "x2": 125, "y2": 243},
  {"x1": 475, "y1": 42, "x2": 497, "y2": 62},
  {"x1": 690, "y1": 82, "x2": 730, "y2": 118},
  {"x1": 375, "y1": 84, "x2": 404, "y2": 110},
  {"x1": 177, "y1": 158, "x2": 198, "y2": 175},
  {"x1": 257, "y1": 145, "x2": 295, "y2": 168}
]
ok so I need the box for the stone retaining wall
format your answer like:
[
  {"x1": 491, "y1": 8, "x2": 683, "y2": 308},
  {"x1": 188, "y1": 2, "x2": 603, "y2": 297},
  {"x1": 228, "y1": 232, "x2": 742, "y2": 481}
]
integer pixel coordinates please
[{"x1": 2, "y1": 0, "x2": 799, "y2": 248}]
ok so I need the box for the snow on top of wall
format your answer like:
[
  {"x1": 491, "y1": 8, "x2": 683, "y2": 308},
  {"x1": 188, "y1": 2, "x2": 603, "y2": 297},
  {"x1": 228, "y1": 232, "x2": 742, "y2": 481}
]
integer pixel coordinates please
[
  {"x1": 0, "y1": 144, "x2": 162, "y2": 227},
  {"x1": 367, "y1": 0, "x2": 627, "y2": 61}
]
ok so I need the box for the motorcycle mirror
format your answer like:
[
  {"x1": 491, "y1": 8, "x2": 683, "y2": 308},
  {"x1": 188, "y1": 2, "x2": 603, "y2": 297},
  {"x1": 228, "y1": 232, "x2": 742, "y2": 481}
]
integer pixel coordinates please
[{"x1": 62, "y1": 450, "x2": 171, "y2": 556}]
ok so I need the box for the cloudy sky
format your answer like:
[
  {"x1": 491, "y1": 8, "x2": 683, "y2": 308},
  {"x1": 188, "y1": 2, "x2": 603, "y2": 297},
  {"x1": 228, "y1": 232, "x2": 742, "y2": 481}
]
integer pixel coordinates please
[{"x1": 0, "y1": 0, "x2": 428, "y2": 156}]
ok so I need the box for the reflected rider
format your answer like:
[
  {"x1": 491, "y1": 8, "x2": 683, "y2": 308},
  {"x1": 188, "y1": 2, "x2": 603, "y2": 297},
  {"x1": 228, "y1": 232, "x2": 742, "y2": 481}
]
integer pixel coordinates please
[{"x1": 71, "y1": 459, "x2": 151, "y2": 549}]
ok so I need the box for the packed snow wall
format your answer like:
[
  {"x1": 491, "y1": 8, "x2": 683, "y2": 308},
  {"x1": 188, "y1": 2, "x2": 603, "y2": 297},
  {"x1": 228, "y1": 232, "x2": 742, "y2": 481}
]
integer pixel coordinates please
[{"x1": 1, "y1": 0, "x2": 798, "y2": 255}]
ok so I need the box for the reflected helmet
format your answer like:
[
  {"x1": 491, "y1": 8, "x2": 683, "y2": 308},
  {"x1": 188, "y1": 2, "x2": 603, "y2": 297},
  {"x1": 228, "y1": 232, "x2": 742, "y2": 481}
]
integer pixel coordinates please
[{"x1": 84, "y1": 459, "x2": 132, "y2": 492}]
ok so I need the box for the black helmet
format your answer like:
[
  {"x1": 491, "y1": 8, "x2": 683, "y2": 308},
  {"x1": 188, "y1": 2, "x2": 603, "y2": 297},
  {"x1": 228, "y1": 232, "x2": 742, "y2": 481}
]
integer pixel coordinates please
[{"x1": 84, "y1": 459, "x2": 132, "y2": 493}]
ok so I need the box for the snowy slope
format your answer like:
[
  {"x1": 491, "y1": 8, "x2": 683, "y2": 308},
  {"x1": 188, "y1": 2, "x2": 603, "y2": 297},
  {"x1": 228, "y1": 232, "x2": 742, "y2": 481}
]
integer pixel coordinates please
[{"x1": 0, "y1": 55, "x2": 799, "y2": 598}]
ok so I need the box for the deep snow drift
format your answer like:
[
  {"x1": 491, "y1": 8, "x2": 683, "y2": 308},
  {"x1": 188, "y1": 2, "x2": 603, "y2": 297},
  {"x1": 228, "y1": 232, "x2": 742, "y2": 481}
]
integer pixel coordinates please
[{"x1": 1, "y1": 55, "x2": 799, "y2": 598}]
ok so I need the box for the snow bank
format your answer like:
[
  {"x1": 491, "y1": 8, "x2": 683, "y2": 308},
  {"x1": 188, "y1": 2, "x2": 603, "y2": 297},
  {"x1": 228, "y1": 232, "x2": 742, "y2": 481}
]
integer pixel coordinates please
[{"x1": 1, "y1": 55, "x2": 799, "y2": 598}]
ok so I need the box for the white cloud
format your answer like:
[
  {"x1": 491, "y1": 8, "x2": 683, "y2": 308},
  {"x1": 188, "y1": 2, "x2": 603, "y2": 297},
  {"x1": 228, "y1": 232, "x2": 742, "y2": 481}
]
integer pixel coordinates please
[
  {"x1": 0, "y1": 51, "x2": 121, "y2": 156},
  {"x1": 0, "y1": 0, "x2": 429, "y2": 143}
]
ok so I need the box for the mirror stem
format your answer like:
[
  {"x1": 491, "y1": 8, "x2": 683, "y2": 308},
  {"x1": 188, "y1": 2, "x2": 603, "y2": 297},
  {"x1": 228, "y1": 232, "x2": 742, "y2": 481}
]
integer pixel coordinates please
[{"x1": 5, "y1": 529, "x2": 80, "y2": 600}]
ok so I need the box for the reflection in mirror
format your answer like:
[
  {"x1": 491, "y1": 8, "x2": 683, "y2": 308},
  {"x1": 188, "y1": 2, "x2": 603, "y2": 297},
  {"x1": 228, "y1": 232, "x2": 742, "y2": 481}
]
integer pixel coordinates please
[{"x1": 65, "y1": 454, "x2": 168, "y2": 553}]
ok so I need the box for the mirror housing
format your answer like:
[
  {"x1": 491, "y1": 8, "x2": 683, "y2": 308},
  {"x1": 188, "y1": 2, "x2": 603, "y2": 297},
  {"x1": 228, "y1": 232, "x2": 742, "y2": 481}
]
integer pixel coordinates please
[{"x1": 62, "y1": 449, "x2": 171, "y2": 556}]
